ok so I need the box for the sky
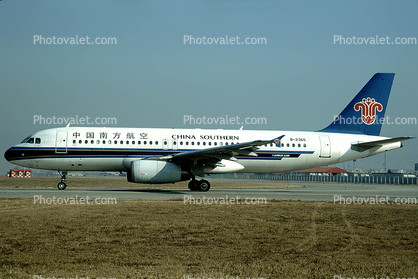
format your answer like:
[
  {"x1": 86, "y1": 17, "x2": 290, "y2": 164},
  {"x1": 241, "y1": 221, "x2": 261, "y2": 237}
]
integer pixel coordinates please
[{"x1": 1, "y1": 0, "x2": 417, "y2": 173}]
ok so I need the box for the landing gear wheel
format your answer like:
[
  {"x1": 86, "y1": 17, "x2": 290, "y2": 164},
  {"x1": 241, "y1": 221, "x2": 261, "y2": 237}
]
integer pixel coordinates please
[
  {"x1": 57, "y1": 182, "x2": 67, "y2": 190},
  {"x1": 188, "y1": 180, "x2": 199, "y2": 191},
  {"x1": 57, "y1": 170, "x2": 68, "y2": 190},
  {"x1": 198, "y1": 180, "x2": 210, "y2": 192}
]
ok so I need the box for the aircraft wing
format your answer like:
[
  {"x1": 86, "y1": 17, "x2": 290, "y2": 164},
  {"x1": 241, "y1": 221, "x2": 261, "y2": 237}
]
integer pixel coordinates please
[
  {"x1": 351, "y1": 136, "x2": 415, "y2": 149},
  {"x1": 158, "y1": 140, "x2": 271, "y2": 163}
]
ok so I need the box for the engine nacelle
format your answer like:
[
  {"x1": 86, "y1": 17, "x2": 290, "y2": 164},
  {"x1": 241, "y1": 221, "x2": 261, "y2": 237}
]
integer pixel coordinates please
[{"x1": 128, "y1": 160, "x2": 187, "y2": 184}]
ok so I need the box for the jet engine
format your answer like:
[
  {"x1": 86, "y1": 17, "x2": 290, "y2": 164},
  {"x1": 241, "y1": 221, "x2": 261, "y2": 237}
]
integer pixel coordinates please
[{"x1": 128, "y1": 160, "x2": 189, "y2": 184}]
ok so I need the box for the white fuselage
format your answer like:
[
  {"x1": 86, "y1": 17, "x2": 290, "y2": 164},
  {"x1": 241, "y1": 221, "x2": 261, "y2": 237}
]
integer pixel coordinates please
[{"x1": 5, "y1": 127, "x2": 401, "y2": 174}]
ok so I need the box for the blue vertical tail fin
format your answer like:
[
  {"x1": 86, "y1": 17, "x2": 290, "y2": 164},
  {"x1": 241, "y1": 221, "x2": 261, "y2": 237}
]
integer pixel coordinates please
[{"x1": 318, "y1": 73, "x2": 395, "y2": 136}]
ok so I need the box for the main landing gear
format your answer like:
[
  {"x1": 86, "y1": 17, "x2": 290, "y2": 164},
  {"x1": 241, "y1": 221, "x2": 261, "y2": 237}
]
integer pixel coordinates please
[
  {"x1": 57, "y1": 170, "x2": 67, "y2": 190},
  {"x1": 188, "y1": 177, "x2": 211, "y2": 192}
]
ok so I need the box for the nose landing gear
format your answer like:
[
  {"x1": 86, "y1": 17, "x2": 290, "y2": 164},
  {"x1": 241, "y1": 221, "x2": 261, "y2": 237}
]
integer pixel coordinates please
[{"x1": 57, "y1": 170, "x2": 67, "y2": 190}]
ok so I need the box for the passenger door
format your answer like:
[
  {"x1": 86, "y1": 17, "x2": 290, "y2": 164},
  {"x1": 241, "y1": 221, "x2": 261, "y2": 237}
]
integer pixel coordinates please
[
  {"x1": 55, "y1": 131, "x2": 68, "y2": 153},
  {"x1": 319, "y1": 136, "x2": 331, "y2": 158}
]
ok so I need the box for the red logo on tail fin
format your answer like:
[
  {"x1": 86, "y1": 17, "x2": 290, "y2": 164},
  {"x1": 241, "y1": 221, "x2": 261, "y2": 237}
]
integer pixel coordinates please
[{"x1": 354, "y1": 97, "x2": 383, "y2": 125}]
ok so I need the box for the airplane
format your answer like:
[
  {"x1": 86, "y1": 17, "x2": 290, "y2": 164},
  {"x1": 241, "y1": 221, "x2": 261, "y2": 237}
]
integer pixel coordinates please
[{"x1": 4, "y1": 73, "x2": 414, "y2": 191}]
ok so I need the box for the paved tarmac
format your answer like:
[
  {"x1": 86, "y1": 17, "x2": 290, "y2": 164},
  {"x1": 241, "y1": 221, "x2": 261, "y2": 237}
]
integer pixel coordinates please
[{"x1": 1, "y1": 181, "x2": 417, "y2": 203}]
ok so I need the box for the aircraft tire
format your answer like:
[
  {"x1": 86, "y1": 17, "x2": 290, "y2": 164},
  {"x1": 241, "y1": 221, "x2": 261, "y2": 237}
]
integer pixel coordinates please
[
  {"x1": 57, "y1": 182, "x2": 67, "y2": 190},
  {"x1": 198, "y1": 180, "x2": 210, "y2": 192},
  {"x1": 188, "y1": 180, "x2": 199, "y2": 191}
]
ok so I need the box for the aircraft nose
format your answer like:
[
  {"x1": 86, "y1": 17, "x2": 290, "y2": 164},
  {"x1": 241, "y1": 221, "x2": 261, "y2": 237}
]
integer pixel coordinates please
[{"x1": 4, "y1": 147, "x2": 14, "y2": 162}]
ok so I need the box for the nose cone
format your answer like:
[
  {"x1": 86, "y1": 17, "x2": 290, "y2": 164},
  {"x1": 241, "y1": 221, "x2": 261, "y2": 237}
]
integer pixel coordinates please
[{"x1": 4, "y1": 147, "x2": 15, "y2": 162}]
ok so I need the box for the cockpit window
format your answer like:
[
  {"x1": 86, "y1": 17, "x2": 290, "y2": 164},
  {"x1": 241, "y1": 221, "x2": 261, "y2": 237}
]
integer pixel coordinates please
[
  {"x1": 35, "y1": 138, "x2": 41, "y2": 144},
  {"x1": 27, "y1": 138, "x2": 34, "y2": 144},
  {"x1": 21, "y1": 136, "x2": 32, "y2": 143}
]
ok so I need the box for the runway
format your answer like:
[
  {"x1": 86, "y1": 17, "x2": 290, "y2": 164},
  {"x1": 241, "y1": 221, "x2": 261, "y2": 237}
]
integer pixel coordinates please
[{"x1": 1, "y1": 181, "x2": 417, "y2": 203}]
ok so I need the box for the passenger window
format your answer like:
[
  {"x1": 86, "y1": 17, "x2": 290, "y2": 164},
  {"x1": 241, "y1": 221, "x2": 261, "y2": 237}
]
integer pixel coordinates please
[
  {"x1": 108, "y1": 140, "x2": 111, "y2": 144},
  {"x1": 114, "y1": 140, "x2": 118, "y2": 144},
  {"x1": 132, "y1": 141, "x2": 135, "y2": 144},
  {"x1": 155, "y1": 141, "x2": 158, "y2": 145},
  {"x1": 91, "y1": 140, "x2": 94, "y2": 144},
  {"x1": 97, "y1": 140, "x2": 100, "y2": 144},
  {"x1": 203, "y1": 142, "x2": 206, "y2": 146},
  {"x1": 303, "y1": 143, "x2": 306, "y2": 147},
  {"x1": 186, "y1": 142, "x2": 189, "y2": 145},
  {"x1": 208, "y1": 142, "x2": 212, "y2": 146},
  {"x1": 79, "y1": 140, "x2": 82, "y2": 144},
  {"x1": 138, "y1": 141, "x2": 141, "y2": 145},
  {"x1": 120, "y1": 140, "x2": 123, "y2": 144},
  {"x1": 292, "y1": 143, "x2": 295, "y2": 147},
  {"x1": 103, "y1": 140, "x2": 106, "y2": 144},
  {"x1": 214, "y1": 142, "x2": 217, "y2": 146},
  {"x1": 126, "y1": 141, "x2": 129, "y2": 144},
  {"x1": 197, "y1": 142, "x2": 200, "y2": 146},
  {"x1": 73, "y1": 140, "x2": 76, "y2": 144},
  {"x1": 144, "y1": 141, "x2": 147, "y2": 145},
  {"x1": 85, "y1": 140, "x2": 88, "y2": 144},
  {"x1": 287, "y1": 143, "x2": 289, "y2": 147}
]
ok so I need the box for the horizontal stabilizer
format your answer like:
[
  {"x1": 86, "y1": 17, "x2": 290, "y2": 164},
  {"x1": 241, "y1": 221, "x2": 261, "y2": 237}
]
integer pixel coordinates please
[{"x1": 351, "y1": 137, "x2": 415, "y2": 149}]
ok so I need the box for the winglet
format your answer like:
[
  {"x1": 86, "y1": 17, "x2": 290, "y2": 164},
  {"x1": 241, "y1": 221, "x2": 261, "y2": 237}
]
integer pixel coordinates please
[{"x1": 271, "y1": 135, "x2": 285, "y2": 147}]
